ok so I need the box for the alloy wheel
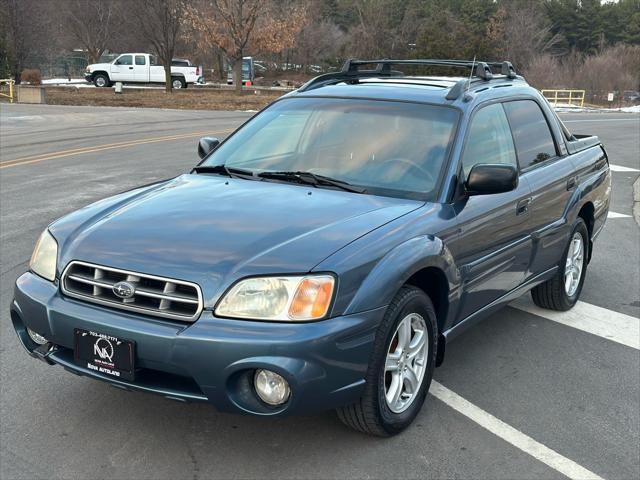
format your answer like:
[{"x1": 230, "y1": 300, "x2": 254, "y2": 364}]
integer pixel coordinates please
[
  {"x1": 384, "y1": 313, "x2": 429, "y2": 413},
  {"x1": 564, "y1": 232, "x2": 584, "y2": 296}
]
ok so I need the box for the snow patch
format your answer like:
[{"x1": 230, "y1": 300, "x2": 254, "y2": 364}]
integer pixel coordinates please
[
  {"x1": 42, "y1": 78, "x2": 87, "y2": 85},
  {"x1": 552, "y1": 103, "x2": 640, "y2": 113}
]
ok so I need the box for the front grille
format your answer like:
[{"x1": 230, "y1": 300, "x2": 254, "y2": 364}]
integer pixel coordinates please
[{"x1": 61, "y1": 261, "x2": 203, "y2": 322}]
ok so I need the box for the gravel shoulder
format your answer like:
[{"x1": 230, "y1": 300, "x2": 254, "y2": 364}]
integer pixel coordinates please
[{"x1": 27, "y1": 86, "x2": 283, "y2": 111}]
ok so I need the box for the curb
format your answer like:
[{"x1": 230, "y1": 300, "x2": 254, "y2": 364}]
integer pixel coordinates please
[{"x1": 634, "y1": 176, "x2": 640, "y2": 227}]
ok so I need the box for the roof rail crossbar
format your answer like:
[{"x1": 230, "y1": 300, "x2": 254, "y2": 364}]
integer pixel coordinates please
[
  {"x1": 474, "y1": 62, "x2": 492, "y2": 80},
  {"x1": 500, "y1": 61, "x2": 517, "y2": 79},
  {"x1": 298, "y1": 58, "x2": 518, "y2": 93}
]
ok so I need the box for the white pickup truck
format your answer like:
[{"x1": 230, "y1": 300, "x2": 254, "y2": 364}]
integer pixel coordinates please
[{"x1": 84, "y1": 53, "x2": 200, "y2": 89}]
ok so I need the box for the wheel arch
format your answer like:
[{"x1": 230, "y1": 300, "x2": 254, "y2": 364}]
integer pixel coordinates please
[
  {"x1": 343, "y1": 236, "x2": 457, "y2": 313},
  {"x1": 404, "y1": 267, "x2": 449, "y2": 335},
  {"x1": 405, "y1": 266, "x2": 450, "y2": 367},
  {"x1": 341, "y1": 235, "x2": 458, "y2": 365},
  {"x1": 92, "y1": 70, "x2": 109, "y2": 80},
  {"x1": 577, "y1": 201, "x2": 595, "y2": 263}
]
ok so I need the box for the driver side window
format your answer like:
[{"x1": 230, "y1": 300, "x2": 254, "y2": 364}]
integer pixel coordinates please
[
  {"x1": 115, "y1": 55, "x2": 133, "y2": 66},
  {"x1": 461, "y1": 103, "x2": 517, "y2": 178}
]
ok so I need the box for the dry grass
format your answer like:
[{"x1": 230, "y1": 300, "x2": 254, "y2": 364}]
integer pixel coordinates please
[{"x1": 43, "y1": 86, "x2": 284, "y2": 111}]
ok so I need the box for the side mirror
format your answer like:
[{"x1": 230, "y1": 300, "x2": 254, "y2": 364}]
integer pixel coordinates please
[
  {"x1": 466, "y1": 164, "x2": 518, "y2": 195},
  {"x1": 197, "y1": 137, "x2": 220, "y2": 159}
]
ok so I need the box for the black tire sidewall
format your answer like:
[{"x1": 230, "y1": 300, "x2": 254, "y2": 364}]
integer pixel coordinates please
[
  {"x1": 93, "y1": 74, "x2": 108, "y2": 87},
  {"x1": 374, "y1": 288, "x2": 437, "y2": 434},
  {"x1": 562, "y1": 218, "x2": 589, "y2": 306}
]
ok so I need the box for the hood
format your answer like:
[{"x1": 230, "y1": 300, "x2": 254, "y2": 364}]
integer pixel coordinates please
[
  {"x1": 87, "y1": 62, "x2": 112, "y2": 72},
  {"x1": 52, "y1": 174, "x2": 421, "y2": 305}
]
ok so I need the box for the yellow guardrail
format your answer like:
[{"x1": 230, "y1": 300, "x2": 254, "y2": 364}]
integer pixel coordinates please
[
  {"x1": 541, "y1": 89, "x2": 585, "y2": 107},
  {"x1": 0, "y1": 79, "x2": 15, "y2": 103}
]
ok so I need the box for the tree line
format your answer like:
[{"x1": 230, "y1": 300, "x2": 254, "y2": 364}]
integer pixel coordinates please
[{"x1": 1, "y1": 0, "x2": 638, "y2": 94}]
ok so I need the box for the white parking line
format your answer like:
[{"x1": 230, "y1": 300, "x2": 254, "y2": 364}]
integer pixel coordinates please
[
  {"x1": 430, "y1": 381, "x2": 605, "y2": 480},
  {"x1": 511, "y1": 298, "x2": 640, "y2": 350},
  {"x1": 609, "y1": 164, "x2": 640, "y2": 173},
  {"x1": 608, "y1": 211, "x2": 632, "y2": 218}
]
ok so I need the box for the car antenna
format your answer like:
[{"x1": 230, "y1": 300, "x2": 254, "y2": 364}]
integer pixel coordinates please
[
  {"x1": 466, "y1": 55, "x2": 476, "y2": 92},
  {"x1": 462, "y1": 55, "x2": 476, "y2": 101}
]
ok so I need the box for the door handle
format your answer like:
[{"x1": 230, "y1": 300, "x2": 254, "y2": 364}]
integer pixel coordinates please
[
  {"x1": 129, "y1": 66, "x2": 134, "y2": 69},
  {"x1": 566, "y1": 176, "x2": 577, "y2": 190},
  {"x1": 516, "y1": 197, "x2": 531, "y2": 216}
]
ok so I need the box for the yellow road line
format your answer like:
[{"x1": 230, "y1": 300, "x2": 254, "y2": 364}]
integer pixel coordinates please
[
  {"x1": 4, "y1": 131, "x2": 213, "y2": 163},
  {"x1": 0, "y1": 129, "x2": 234, "y2": 169}
]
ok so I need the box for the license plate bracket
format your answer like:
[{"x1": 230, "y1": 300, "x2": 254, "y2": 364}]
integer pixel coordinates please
[{"x1": 74, "y1": 329, "x2": 135, "y2": 381}]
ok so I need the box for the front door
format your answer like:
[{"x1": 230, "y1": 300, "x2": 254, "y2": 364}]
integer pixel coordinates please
[
  {"x1": 110, "y1": 54, "x2": 133, "y2": 81},
  {"x1": 449, "y1": 102, "x2": 533, "y2": 321}
]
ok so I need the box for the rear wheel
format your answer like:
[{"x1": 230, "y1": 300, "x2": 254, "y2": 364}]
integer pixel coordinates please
[
  {"x1": 172, "y1": 77, "x2": 186, "y2": 89},
  {"x1": 93, "y1": 73, "x2": 110, "y2": 88},
  {"x1": 337, "y1": 286, "x2": 437, "y2": 436},
  {"x1": 531, "y1": 217, "x2": 589, "y2": 311}
]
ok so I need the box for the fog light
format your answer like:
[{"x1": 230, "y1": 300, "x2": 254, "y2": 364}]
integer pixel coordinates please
[
  {"x1": 27, "y1": 328, "x2": 47, "y2": 345},
  {"x1": 254, "y1": 369, "x2": 290, "y2": 406}
]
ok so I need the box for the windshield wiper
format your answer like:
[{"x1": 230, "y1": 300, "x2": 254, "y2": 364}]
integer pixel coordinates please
[
  {"x1": 192, "y1": 164, "x2": 256, "y2": 179},
  {"x1": 257, "y1": 171, "x2": 366, "y2": 194}
]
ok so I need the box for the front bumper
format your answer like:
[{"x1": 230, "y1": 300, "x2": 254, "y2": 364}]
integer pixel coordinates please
[
  {"x1": 11, "y1": 272, "x2": 383, "y2": 416},
  {"x1": 84, "y1": 73, "x2": 93, "y2": 83}
]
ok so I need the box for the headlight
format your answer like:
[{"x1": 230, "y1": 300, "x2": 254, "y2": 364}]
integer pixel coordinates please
[
  {"x1": 29, "y1": 229, "x2": 58, "y2": 281},
  {"x1": 216, "y1": 275, "x2": 335, "y2": 321}
]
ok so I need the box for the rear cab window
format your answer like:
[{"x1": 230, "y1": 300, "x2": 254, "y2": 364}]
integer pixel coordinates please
[
  {"x1": 503, "y1": 100, "x2": 558, "y2": 170},
  {"x1": 135, "y1": 55, "x2": 146, "y2": 66}
]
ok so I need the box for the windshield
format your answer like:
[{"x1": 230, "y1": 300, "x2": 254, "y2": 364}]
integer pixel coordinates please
[{"x1": 201, "y1": 97, "x2": 459, "y2": 199}]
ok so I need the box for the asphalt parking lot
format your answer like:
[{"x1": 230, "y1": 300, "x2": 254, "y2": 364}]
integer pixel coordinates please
[{"x1": 1, "y1": 104, "x2": 638, "y2": 480}]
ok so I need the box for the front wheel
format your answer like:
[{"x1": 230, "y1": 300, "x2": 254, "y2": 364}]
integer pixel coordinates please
[
  {"x1": 93, "y1": 73, "x2": 110, "y2": 88},
  {"x1": 531, "y1": 217, "x2": 589, "y2": 311},
  {"x1": 337, "y1": 286, "x2": 437, "y2": 436}
]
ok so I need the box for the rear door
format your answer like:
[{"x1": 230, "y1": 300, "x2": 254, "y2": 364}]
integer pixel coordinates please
[
  {"x1": 451, "y1": 102, "x2": 533, "y2": 321},
  {"x1": 110, "y1": 55, "x2": 133, "y2": 81},
  {"x1": 133, "y1": 55, "x2": 149, "y2": 82},
  {"x1": 503, "y1": 99, "x2": 574, "y2": 276}
]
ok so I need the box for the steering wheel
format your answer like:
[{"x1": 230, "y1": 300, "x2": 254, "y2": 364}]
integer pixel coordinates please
[{"x1": 379, "y1": 158, "x2": 435, "y2": 186}]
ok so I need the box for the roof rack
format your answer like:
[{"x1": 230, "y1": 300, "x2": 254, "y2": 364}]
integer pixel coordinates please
[{"x1": 298, "y1": 58, "x2": 518, "y2": 99}]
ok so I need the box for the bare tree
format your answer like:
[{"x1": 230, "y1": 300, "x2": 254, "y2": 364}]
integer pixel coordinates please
[
  {"x1": 65, "y1": 0, "x2": 121, "y2": 64},
  {"x1": 493, "y1": 1, "x2": 564, "y2": 71},
  {"x1": 185, "y1": 0, "x2": 306, "y2": 93},
  {"x1": 291, "y1": 19, "x2": 345, "y2": 72},
  {"x1": 285, "y1": 0, "x2": 344, "y2": 71},
  {"x1": 131, "y1": 0, "x2": 186, "y2": 92},
  {"x1": 0, "y1": 0, "x2": 44, "y2": 82}
]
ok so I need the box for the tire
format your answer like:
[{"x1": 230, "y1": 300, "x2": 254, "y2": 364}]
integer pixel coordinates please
[
  {"x1": 531, "y1": 217, "x2": 589, "y2": 311},
  {"x1": 337, "y1": 286, "x2": 438, "y2": 436},
  {"x1": 172, "y1": 77, "x2": 186, "y2": 89},
  {"x1": 93, "y1": 73, "x2": 110, "y2": 88}
]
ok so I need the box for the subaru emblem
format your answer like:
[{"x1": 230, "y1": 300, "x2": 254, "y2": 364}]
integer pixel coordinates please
[{"x1": 112, "y1": 281, "x2": 135, "y2": 299}]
